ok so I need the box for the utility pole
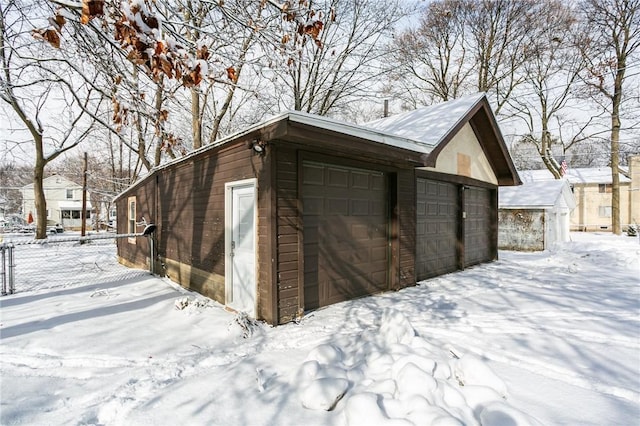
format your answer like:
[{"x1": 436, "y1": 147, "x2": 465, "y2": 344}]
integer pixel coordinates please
[{"x1": 81, "y1": 152, "x2": 88, "y2": 240}]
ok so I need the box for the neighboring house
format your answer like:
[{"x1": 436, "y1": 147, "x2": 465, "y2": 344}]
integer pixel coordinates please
[
  {"x1": 626, "y1": 155, "x2": 640, "y2": 229},
  {"x1": 114, "y1": 93, "x2": 521, "y2": 325},
  {"x1": 0, "y1": 196, "x2": 5, "y2": 232},
  {"x1": 520, "y1": 156, "x2": 639, "y2": 232},
  {"x1": 498, "y1": 180, "x2": 576, "y2": 251},
  {"x1": 21, "y1": 175, "x2": 92, "y2": 231},
  {"x1": 108, "y1": 207, "x2": 117, "y2": 229},
  {"x1": 0, "y1": 195, "x2": 5, "y2": 221}
]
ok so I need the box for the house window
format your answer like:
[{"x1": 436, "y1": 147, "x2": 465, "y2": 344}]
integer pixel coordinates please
[
  {"x1": 62, "y1": 210, "x2": 84, "y2": 219},
  {"x1": 598, "y1": 205, "x2": 612, "y2": 217},
  {"x1": 128, "y1": 197, "x2": 136, "y2": 244},
  {"x1": 598, "y1": 184, "x2": 612, "y2": 193},
  {"x1": 66, "y1": 189, "x2": 74, "y2": 199}
]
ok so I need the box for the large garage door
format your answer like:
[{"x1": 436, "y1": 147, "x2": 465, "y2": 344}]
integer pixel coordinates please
[
  {"x1": 464, "y1": 186, "x2": 495, "y2": 266},
  {"x1": 303, "y1": 161, "x2": 388, "y2": 310},
  {"x1": 416, "y1": 179, "x2": 459, "y2": 280}
]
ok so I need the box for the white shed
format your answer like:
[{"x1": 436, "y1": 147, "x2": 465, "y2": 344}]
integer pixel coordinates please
[{"x1": 499, "y1": 180, "x2": 576, "y2": 251}]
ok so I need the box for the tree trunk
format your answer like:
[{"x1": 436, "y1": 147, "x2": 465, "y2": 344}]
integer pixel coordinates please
[
  {"x1": 191, "y1": 86, "x2": 201, "y2": 149},
  {"x1": 539, "y1": 98, "x2": 562, "y2": 179},
  {"x1": 610, "y1": 82, "x2": 622, "y2": 235},
  {"x1": 153, "y1": 79, "x2": 165, "y2": 166},
  {"x1": 33, "y1": 135, "x2": 47, "y2": 239}
]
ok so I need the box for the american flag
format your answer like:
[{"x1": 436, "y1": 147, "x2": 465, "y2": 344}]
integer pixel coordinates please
[{"x1": 560, "y1": 159, "x2": 568, "y2": 176}]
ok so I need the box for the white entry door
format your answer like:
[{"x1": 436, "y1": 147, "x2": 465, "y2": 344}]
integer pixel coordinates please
[{"x1": 226, "y1": 181, "x2": 257, "y2": 316}]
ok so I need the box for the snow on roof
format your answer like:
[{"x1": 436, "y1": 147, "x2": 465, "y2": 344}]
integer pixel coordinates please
[
  {"x1": 115, "y1": 93, "x2": 492, "y2": 201},
  {"x1": 566, "y1": 167, "x2": 631, "y2": 184},
  {"x1": 59, "y1": 201, "x2": 92, "y2": 209},
  {"x1": 499, "y1": 180, "x2": 576, "y2": 209},
  {"x1": 519, "y1": 167, "x2": 630, "y2": 184},
  {"x1": 284, "y1": 110, "x2": 435, "y2": 155},
  {"x1": 365, "y1": 93, "x2": 486, "y2": 147}
]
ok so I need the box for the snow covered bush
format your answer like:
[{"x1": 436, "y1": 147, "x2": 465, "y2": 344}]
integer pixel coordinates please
[
  {"x1": 293, "y1": 308, "x2": 533, "y2": 425},
  {"x1": 228, "y1": 311, "x2": 262, "y2": 339}
]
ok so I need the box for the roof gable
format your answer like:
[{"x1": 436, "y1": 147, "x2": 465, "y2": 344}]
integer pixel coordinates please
[
  {"x1": 22, "y1": 175, "x2": 81, "y2": 190},
  {"x1": 420, "y1": 122, "x2": 498, "y2": 184},
  {"x1": 367, "y1": 93, "x2": 520, "y2": 186}
]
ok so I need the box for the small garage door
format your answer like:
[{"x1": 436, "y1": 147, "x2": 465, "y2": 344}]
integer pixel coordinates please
[
  {"x1": 416, "y1": 178, "x2": 459, "y2": 280},
  {"x1": 303, "y1": 161, "x2": 388, "y2": 310},
  {"x1": 464, "y1": 186, "x2": 495, "y2": 266}
]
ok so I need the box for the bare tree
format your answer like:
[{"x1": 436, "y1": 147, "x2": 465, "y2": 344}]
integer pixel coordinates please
[
  {"x1": 1, "y1": 0, "x2": 106, "y2": 238},
  {"x1": 390, "y1": 0, "x2": 472, "y2": 105},
  {"x1": 0, "y1": 162, "x2": 31, "y2": 215},
  {"x1": 507, "y1": 0, "x2": 588, "y2": 178},
  {"x1": 267, "y1": 0, "x2": 407, "y2": 115},
  {"x1": 54, "y1": 15, "x2": 176, "y2": 179},
  {"x1": 159, "y1": 0, "x2": 268, "y2": 147},
  {"x1": 389, "y1": 0, "x2": 537, "y2": 114},
  {"x1": 41, "y1": 0, "x2": 330, "y2": 152},
  {"x1": 52, "y1": 148, "x2": 133, "y2": 230},
  {"x1": 578, "y1": 0, "x2": 640, "y2": 234},
  {"x1": 465, "y1": 0, "x2": 534, "y2": 114}
]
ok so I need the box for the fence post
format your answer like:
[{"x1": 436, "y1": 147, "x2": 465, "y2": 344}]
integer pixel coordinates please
[
  {"x1": 8, "y1": 243, "x2": 15, "y2": 294},
  {"x1": 1, "y1": 244, "x2": 6, "y2": 296},
  {"x1": 141, "y1": 224, "x2": 157, "y2": 275},
  {"x1": 148, "y1": 235, "x2": 155, "y2": 275}
]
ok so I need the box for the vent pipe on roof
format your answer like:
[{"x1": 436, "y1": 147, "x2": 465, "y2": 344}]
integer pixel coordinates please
[{"x1": 383, "y1": 99, "x2": 389, "y2": 118}]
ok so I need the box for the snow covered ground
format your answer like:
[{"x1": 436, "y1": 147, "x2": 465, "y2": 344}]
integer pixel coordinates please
[{"x1": 1, "y1": 232, "x2": 638, "y2": 425}]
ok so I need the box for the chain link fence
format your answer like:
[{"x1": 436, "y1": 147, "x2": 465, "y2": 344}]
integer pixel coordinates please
[{"x1": 1, "y1": 231, "x2": 154, "y2": 296}]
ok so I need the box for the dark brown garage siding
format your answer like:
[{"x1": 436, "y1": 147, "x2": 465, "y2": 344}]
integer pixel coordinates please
[
  {"x1": 416, "y1": 178, "x2": 459, "y2": 280},
  {"x1": 275, "y1": 147, "x2": 301, "y2": 323},
  {"x1": 157, "y1": 145, "x2": 258, "y2": 277},
  {"x1": 116, "y1": 174, "x2": 156, "y2": 268},
  {"x1": 397, "y1": 170, "x2": 416, "y2": 289},
  {"x1": 464, "y1": 186, "x2": 497, "y2": 266},
  {"x1": 302, "y1": 161, "x2": 389, "y2": 310}
]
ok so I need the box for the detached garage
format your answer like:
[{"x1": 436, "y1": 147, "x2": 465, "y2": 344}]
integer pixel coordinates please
[{"x1": 114, "y1": 93, "x2": 520, "y2": 325}]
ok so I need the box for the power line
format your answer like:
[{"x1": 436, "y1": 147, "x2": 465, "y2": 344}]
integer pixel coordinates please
[{"x1": 86, "y1": 188, "x2": 119, "y2": 198}]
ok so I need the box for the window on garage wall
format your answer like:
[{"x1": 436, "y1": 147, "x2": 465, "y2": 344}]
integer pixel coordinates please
[{"x1": 128, "y1": 196, "x2": 136, "y2": 244}]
